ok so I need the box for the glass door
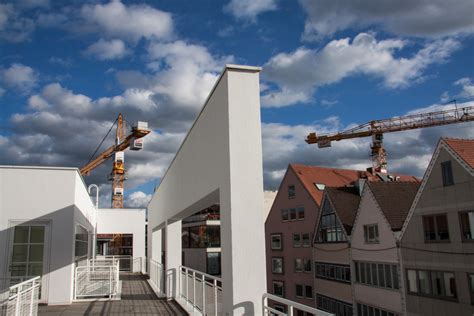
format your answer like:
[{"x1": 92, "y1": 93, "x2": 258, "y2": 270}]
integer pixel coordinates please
[{"x1": 8, "y1": 225, "x2": 47, "y2": 301}]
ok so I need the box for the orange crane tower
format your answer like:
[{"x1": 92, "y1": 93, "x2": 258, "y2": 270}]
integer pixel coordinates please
[
  {"x1": 306, "y1": 105, "x2": 474, "y2": 174},
  {"x1": 80, "y1": 113, "x2": 151, "y2": 208}
]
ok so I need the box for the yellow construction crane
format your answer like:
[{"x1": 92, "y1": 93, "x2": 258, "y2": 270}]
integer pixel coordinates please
[
  {"x1": 80, "y1": 113, "x2": 150, "y2": 208},
  {"x1": 306, "y1": 105, "x2": 474, "y2": 174}
]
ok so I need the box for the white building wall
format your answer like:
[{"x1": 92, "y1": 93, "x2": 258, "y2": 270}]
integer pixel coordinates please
[
  {"x1": 0, "y1": 166, "x2": 96, "y2": 305},
  {"x1": 148, "y1": 65, "x2": 266, "y2": 314},
  {"x1": 96, "y1": 208, "x2": 146, "y2": 261}
]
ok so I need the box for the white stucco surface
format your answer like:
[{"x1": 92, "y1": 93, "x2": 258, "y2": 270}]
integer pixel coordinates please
[
  {"x1": 0, "y1": 166, "x2": 96, "y2": 305},
  {"x1": 148, "y1": 65, "x2": 266, "y2": 314},
  {"x1": 96, "y1": 208, "x2": 146, "y2": 261}
]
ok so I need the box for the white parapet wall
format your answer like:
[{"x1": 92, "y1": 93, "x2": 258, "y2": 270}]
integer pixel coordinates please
[{"x1": 147, "y1": 64, "x2": 266, "y2": 315}]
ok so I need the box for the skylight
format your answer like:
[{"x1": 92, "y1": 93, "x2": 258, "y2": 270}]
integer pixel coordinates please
[{"x1": 314, "y1": 183, "x2": 326, "y2": 190}]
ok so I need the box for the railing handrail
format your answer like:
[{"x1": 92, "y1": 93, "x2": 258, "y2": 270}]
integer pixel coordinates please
[
  {"x1": 8, "y1": 276, "x2": 40, "y2": 292},
  {"x1": 179, "y1": 265, "x2": 222, "y2": 283},
  {"x1": 262, "y1": 293, "x2": 335, "y2": 316}
]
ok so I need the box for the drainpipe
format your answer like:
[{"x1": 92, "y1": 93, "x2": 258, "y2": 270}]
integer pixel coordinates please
[{"x1": 88, "y1": 184, "x2": 99, "y2": 259}]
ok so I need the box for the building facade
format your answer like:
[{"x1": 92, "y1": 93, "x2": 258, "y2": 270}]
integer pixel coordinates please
[
  {"x1": 351, "y1": 181, "x2": 419, "y2": 316},
  {"x1": 400, "y1": 138, "x2": 474, "y2": 316}
]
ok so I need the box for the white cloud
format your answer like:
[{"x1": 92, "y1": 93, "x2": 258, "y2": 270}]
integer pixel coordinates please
[
  {"x1": 0, "y1": 4, "x2": 35, "y2": 42},
  {"x1": 224, "y1": 0, "x2": 277, "y2": 21},
  {"x1": 80, "y1": 1, "x2": 173, "y2": 42},
  {"x1": 0, "y1": 63, "x2": 38, "y2": 93},
  {"x1": 0, "y1": 87, "x2": 5, "y2": 97},
  {"x1": 84, "y1": 38, "x2": 129, "y2": 60},
  {"x1": 262, "y1": 33, "x2": 460, "y2": 107},
  {"x1": 454, "y1": 77, "x2": 474, "y2": 99},
  {"x1": 300, "y1": 0, "x2": 474, "y2": 40},
  {"x1": 125, "y1": 191, "x2": 152, "y2": 208},
  {"x1": 48, "y1": 56, "x2": 72, "y2": 67}
]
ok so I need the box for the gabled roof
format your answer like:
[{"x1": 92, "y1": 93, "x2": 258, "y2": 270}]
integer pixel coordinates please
[
  {"x1": 444, "y1": 138, "x2": 474, "y2": 169},
  {"x1": 367, "y1": 182, "x2": 420, "y2": 231},
  {"x1": 290, "y1": 164, "x2": 419, "y2": 207},
  {"x1": 325, "y1": 186, "x2": 361, "y2": 233}
]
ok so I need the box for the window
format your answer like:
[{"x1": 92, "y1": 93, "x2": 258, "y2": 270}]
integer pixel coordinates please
[
  {"x1": 272, "y1": 257, "x2": 284, "y2": 274},
  {"x1": 295, "y1": 259, "x2": 303, "y2": 272},
  {"x1": 183, "y1": 226, "x2": 221, "y2": 248},
  {"x1": 295, "y1": 284, "x2": 313, "y2": 299},
  {"x1": 468, "y1": 273, "x2": 474, "y2": 304},
  {"x1": 273, "y1": 281, "x2": 284, "y2": 297},
  {"x1": 273, "y1": 304, "x2": 285, "y2": 314},
  {"x1": 282, "y1": 209, "x2": 289, "y2": 221},
  {"x1": 288, "y1": 185, "x2": 295, "y2": 198},
  {"x1": 297, "y1": 207, "x2": 305, "y2": 220},
  {"x1": 304, "y1": 259, "x2": 312, "y2": 273},
  {"x1": 406, "y1": 269, "x2": 457, "y2": 300},
  {"x1": 356, "y1": 303, "x2": 398, "y2": 316},
  {"x1": 315, "y1": 262, "x2": 350, "y2": 283},
  {"x1": 271, "y1": 234, "x2": 283, "y2": 250},
  {"x1": 364, "y1": 224, "x2": 379, "y2": 243},
  {"x1": 459, "y1": 211, "x2": 474, "y2": 241},
  {"x1": 10, "y1": 225, "x2": 45, "y2": 278},
  {"x1": 315, "y1": 198, "x2": 347, "y2": 243},
  {"x1": 290, "y1": 208, "x2": 297, "y2": 220},
  {"x1": 207, "y1": 252, "x2": 221, "y2": 275},
  {"x1": 423, "y1": 214, "x2": 449, "y2": 242},
  {"x1": 441, "y1": 161, "x2": 454, "y2": 186},
  {"x1": 293, "y1": 234, "x2": 301, "y2": 247},
  {"x1": 316, "y1": 294, "x2": 353, "y2": 316},
  {"x1": 302, "y1": 233, "x2": 310, "y2": 247},
  {"x1": 75, "y1": 225, "x2": 89, "y2": 259},
  {"x1": 354, "y1": 261, "x2": 399, "y2": 290}
]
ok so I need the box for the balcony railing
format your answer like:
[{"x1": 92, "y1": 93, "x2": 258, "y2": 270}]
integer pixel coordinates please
[
  {"x1": 148, "y1": 259, "x2": 165, "y2": 297},
  {"x1": 74, "y1": 259, "x2": 120, "y2": 300},
  {"x1": 262, "y1": 293, "x2": 334, "y2": 316},
  {"x1": 0, "y1": 276, "x2": 41, "y2": 316},
  {"x1": 178, "y1": 265, "x2": 222, "y2": 315}
]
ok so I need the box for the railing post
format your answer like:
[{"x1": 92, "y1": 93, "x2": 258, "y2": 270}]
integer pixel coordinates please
[
  {"x1": 214, "y1": 278, "x2": 218, "y2": 316},
  {"x1": 186, "y1": 267, "x2": 189, "y2": 302},
  {"x1": 15, "y1": 287, "x2": 20, "y2": 316},
  {"x1": 109, "y1": 267, "x2": 112, "y2": 299},
  {"x1": 202, "y1": 274, "x2": 206, "y2": 315},
  {"x1": 29, "y1": 280, "x2": 35, "y2": 315},
  {"x1": 288, "y1": 305, "x2": 294, "y2": 316},
  {"x1": 192, "y1": 271, "x2": 196, "y2": 311}
]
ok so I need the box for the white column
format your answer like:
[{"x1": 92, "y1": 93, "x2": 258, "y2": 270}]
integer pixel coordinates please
[
  {"x1": 165, "y1": 220, "x2": 182, "y2": 299},
  {"x1": 220, "y1": 67, "x2": 266, "y2": 315}
]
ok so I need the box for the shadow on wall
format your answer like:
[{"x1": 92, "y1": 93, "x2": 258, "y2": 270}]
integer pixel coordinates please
[
  {"x1": 0, "y1": 205, "x2": 95, "y2": 300},
  {"x1": 233, "y1": 301, "x2": 255, "y2": 316}
]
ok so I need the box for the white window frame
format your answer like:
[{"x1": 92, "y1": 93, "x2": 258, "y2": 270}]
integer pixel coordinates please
[{"x1": 271, "y1": 234, "x2": 283, "y2": 250}]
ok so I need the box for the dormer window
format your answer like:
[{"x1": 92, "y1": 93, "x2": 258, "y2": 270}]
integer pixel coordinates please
[
  {"x1": 315, "y1": 198, "x2": 347, "y2": 243},
  {"x1": 288, "y1": 185, "x2": 295, "y2": 198},
  {"x1": 314, "y1": 183, "x2": 326, "y2": 191}
]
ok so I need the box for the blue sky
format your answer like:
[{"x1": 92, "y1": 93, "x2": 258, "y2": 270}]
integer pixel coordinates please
[{"x1": 1, "y1": 0, "x2": 473, "y2": 207}]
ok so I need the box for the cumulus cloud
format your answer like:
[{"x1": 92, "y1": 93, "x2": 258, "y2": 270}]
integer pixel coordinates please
[
  {"x1": 0, "y1": 63, "x2": 38, "y2": 94},
  {"x1": 262, "y1": 33, "x2": 460, "y2": 107},
  {"x1": 224, "y1": 0, "x2": 277, "y2": 21},
  {"x1": 261, "y1": 101, "x2": 474, "y2": 189},
  {"x1": 0, "y1": 4, "x2": 35, "y2": 42},
  {"x1": 84, "y1": 38, "x2": 129, "y2": 60},
  {"x1": 125, "y1": 191, "x2": 152, "y2": 208},
  {"x1": 80, "y1": 1, "x2": 173, "y2": 42},
  {"x1": 300, "y1": 0, "x2": 474, "y2": 40},
  {"x1": 454, "y1": 77, "x2": 474, "y2": 99}
]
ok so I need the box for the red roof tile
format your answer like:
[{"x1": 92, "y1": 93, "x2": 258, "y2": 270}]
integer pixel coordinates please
[
  {"x1": 290, "y1": 164, "x2": 419, "y2": 207},
  {"x1": 444, "y1": 138, "x2": 474, "y2": 169}
]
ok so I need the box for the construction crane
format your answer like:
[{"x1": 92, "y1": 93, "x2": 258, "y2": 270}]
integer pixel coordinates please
[
  {"x1": 80, "y1": 113, "x2": 151, "y2": 208},
  {"x1": 306, "y1": 105, "x2": 474, "y2": 174}
]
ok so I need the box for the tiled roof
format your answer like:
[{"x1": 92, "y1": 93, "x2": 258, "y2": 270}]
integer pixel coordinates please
[
  {"x1": 325, "y1": 186, "x2": 361, "y2": 233},
  {"x1": 444, "y1": 138, "x2": 474, "y2": 169},
  {"x1": 290, "y1": 164, "x2": 419, "y2": 207},
  {"x1": 368, "y1": 182, "x2": 420, "y2": 231}
]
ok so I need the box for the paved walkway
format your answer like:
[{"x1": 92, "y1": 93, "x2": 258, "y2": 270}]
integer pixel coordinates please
[{"x1": 39, "y1": 273, "x2": 187, "y2": 316}]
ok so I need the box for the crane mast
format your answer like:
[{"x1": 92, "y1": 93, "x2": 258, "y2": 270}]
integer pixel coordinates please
[
  {"x1": 80, "y1": 113, "x2": 150, "y2": 208},
  {"x1": 306, "y1": 105, "x2": 474, "y2": 173}
]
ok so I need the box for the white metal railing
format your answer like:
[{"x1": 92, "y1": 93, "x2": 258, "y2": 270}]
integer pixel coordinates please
[
  {"x1": 74, "y1": 260, "x2": 120, "y2": 300},
  {"x1": 179, "y1": 266, "x2": 222, "y2": 315},
  {"x1": 148, "y1": 259, "x2": 165, "y2": 297},
  {"x1": 0, "y1": 276, "x2": 40, "y2": 316},
  {"x1": 262, "y1": 293, "x2": 334, "y2": 316},
  {"x1": 95, "y1": 255, "x2": 132, "y2": 271}
]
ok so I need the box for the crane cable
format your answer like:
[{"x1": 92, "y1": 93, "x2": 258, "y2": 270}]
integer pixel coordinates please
[{"x1": 85, "y1": 117, "x2": 118, "y2": 165}]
